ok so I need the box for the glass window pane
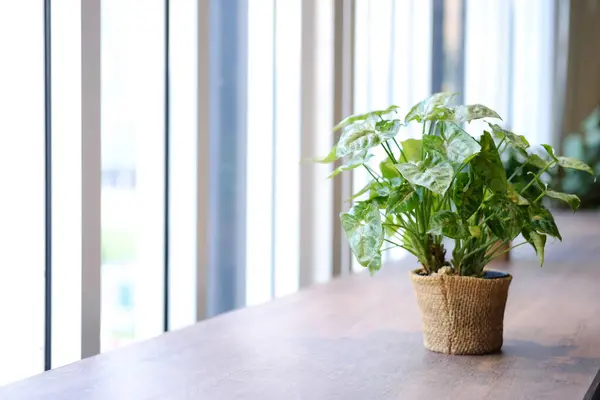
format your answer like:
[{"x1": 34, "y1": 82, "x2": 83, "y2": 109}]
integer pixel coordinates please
[
  {"x1": 0, "y1": 1, "x2": 45, "y2": 384},
  {"x1": 101, "y1": 0, "x2": 165, "y2": 351},
  {"x1": 273, "y1": 0, "x2": 301, "y2": 298},
  {"x1": 168, "y1": 0, "x2": 198, "y2": 331},
  {"x1": 51, "y1": 0, "x2": 83, "y2": 368},
  {"x1": 440, "y1": 0, "x2": 464, "y2": 95},
  {"x1": 246, "y1": 0, "x2": 275, "y2": 307}
]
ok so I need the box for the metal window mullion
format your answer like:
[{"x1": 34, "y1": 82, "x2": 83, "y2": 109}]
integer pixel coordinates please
[
  {"x1": 163, "y1": 0, "x2": 171, "y2": 333},
  {"x1": 332, "y1": 0, "x2": 354, "y2": 277},
  {"x1": 196, "y1": 0, "x2": 210, "y2": 321},
  {"x1": 81, "y1": 0, "x2": 102, "y2": 358},
  {"x1": 551, "y1": 0, "x2": 570, "y2": 150},
  {"x1": 205, "y1": 0, "x2": 248, "y2": 317},
  {"x1": 457, "y1": 0, "x2": 467, "y2": 102},
  {"x1": 299, "y1": 0, "x2": 321, "y2": 287},
  {"x1": 234, "y1": 1, "x2": 249, "y2": 306},
  {"x1": 43, "y1": 0, "x2": 53, "y2": 372},
  {"x1": 431, "y1": 0, "x2": 444, "y2": 94},
  {"x1": 270, "y1": 0, "x2": 277, "y2": 299}
]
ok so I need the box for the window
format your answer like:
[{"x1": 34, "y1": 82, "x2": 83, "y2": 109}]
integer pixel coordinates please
[
  {"x1": 0, "y1": 0, "x2": 566, "y2": 385},
  {"x1": 168, "y1": 0, "x2": 198, "y2": 332},
  {"x1": 463, "y1": 0, "x2": 558, "y2": 145},
  {"x1": 353, "y1": 0, "x2": 433, "y2": 266},
  {"x1": 246, "y1": 0, "x2": 303, "y2": 306},
  {"x1": 100, "y1": 0, "x2": 166, "y2": 351},
  {"x1": 0, "y1": 1, "x2": 45, "y2": 384},
  {"x1": 51, "y1": 0, "x2": 83, "y2": 369}
]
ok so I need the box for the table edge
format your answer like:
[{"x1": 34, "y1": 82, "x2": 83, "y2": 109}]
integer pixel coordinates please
[{"x1": 585, "y1": 368, "x2": 600, "y2": 400}]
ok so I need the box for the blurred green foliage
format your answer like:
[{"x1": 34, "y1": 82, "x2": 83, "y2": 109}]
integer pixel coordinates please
[
  {"x1": 558, "y1": 107, "x2": 600, "y2": 208},
  {"x1": 102, "y1": 228, "x2": 136, "y2": 264},
  {"x1": 503, "y1": 107, "x2": 600, "y2": 209}
]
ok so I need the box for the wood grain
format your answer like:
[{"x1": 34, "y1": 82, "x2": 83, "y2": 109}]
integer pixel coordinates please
[{"x1": 1, "y1": 212, "x2": 600, "y2": 399}]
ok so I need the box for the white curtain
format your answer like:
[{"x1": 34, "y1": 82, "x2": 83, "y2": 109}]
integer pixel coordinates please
[
  {"x1": 464, "y1": 0, "x2": 560, "y2": 146},
  {"x1": 353, "y1": 0, "x2": 434, "y2": 267}
]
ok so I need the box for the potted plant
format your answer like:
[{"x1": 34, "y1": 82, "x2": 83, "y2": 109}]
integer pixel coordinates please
[{"x1": 318, "y1": 93, "x2": 594, "y2": 355}]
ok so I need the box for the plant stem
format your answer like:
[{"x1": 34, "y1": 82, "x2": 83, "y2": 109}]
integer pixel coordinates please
[
  {"x1": 533, "y1": 191, "x2": 546, "y2": 204},
  {"x1": 420, "y1": 191, "x2": 428, "y2": 235},
  {"x1": 382, "y1": 142, "x2": 397, "y2": 163},
  {"x1": 462, "y1": 239, "x2": 502, "y2": 262},
  {"x1": 364, "y1": 165, "x2": 383, "y2": 186},
  {"x1": 484, "y1": 241, "x2": 528, "y2": 264},
  {"x1": 381, "y1": 246, "x2": 398, "y2": 253},
  {"x1": 381, "y1": 144, "x2": 394, "y2": 162},
  {"x1": 497, "y1": 137, "x2": 507, "y2": 155},
  {"x1": 420, "y1": 122, "x2": 427, "y2": 159},
  {"x1": 402, "y1": 223, "x2": 421, "y2": 239},
  {"x1": 507, "y1": 165, "x2": 523, "y2": 182},
  {"x1": 520, "y1": 160, "x2": 556, "y2": 195},
  {"x1": 392, "y1": 138, "x2": 406, "y2": 161},
  {"x1": 442, "y1": 160, "x2": 469, "y2": 205},
  {"x1": 428, "y1": 120, "x2": 436, "y2": 136},
  {"x1": 385, "y1": 237, "x2": 420, "y2": 260}
]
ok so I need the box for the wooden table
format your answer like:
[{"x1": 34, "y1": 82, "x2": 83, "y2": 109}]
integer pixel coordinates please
[{"x1": 2, "y1": 213, "x2": 600, "y2": 399}]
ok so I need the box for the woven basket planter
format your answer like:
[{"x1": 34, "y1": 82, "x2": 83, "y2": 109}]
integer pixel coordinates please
[{"x1": 409, "y1": 269, "x2": 512, "y2": 355}]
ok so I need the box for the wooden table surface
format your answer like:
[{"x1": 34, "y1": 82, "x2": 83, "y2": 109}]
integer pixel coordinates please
[{"x1": 2, "y1": 213, "x2": 600, "y2": 399}]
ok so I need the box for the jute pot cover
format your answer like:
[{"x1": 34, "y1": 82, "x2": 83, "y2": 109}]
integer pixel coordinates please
[{"x1": 410, "y1": 269, "x2": 512, "y2": 355}]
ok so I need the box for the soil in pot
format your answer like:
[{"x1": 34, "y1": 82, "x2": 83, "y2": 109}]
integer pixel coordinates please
[{"x1": 410, "y1": 269, "x2": 512, "y2": 355}]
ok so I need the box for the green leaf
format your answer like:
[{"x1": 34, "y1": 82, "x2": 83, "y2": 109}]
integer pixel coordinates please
[
  {"x1": 528, "y1": 204, "x2": 562, "y2": 240},
  {"x1": 315, "y1": 146, "x2": 338, "y2": 163},
  {"x1": 387, "y1": 185, "x2": 419, "y2": 214},
  {"x1": 444, "y1": 122, "x2": 481, "y2": 164},
  {"x1": 384, "y1": 214, "x2": 400, "y2": 237},
  {"x1": 422, "y1": 134, "x2": 445, "y2": 158},
  {"x1": 395, "y1": 161, "x2": 454, "y2": 195},
  {"x1": 453, "y1": 104, "x2": 501, "y2": 123},
  {"x1": 453, "y1": 172, "x2": 484, "y2": 219},
  {"x1": 489, "y1": 124, "x2": 530, "y2": 149},
  {"x1": 526, "y1": 153, "x2": 550, "y2": 169},
  {"x1": 367, "y1": 185, "x2": 391, "y2": 209},
  {"x1": 541, "y1": 144, "x2": 558, "y2": 161},
  {"x1": 348, "y1": 181, "x2": 375, "y2": 201},
  {"x1": 544, "y1": 189, "x2": 581, "y2": 211},
  {"x1": 376, "y1": 119, "x2": 402, "y2": 139},
  {"x1": 405, "y1": 92, "x2": 456, "y2": 123},
  {"x1": 327, "y1": 151, "x2": 373, "y2": 178},
  {"x1": 334, "y1": 105, "x2": 399, "y2": 131},
  {"x1": 522, "y1": 227, "x2": 546, "y2": 266},
  {"x1": 469, "y1": 226, "x2": 481, "y2": 238},
  {"x1": 484, "y1": 199, "x2": 523, "y2": 240},
  {"x1": 328, "y1": 162, "x2": 361, "y2": 178},
  {"x1": 429, "y1": 211, "x2": 469, "y2": 239},
  {"x1": 366, "y1": 251, "x2": 382, "y2": 274},
  {"x1": 340, "y1": 202, "x2": 383, "y2": 269},
  {"x1": 380, "y1": 159, "x2": 401, "y2": 180},
  {"x1": 507, "y1": 184, "x2": 530, "y2": 205},
  {"x1": 401, "y1": 139, "x2": 422, "y2": 162},
  {"x1": 336, "y1": 122, "x2": 381, "y2": 158},
  {"x1": 557, "y1": 156, "x2": 594, "y2": 175},
  {"x1": 370, "y1": 184, "x2": 391, "y2": 198},
  {"x1": 471, "y1": 131, "x2": 507, "y2": 194}
]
